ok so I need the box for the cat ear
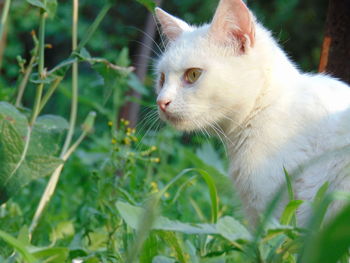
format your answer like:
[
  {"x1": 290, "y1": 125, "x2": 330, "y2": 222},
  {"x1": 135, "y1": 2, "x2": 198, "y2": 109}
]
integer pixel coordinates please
[
  {"x1": 155, "y1": 7, "x2": 191, "y2": 41},
  {"x1": 209, "y1": 0, "x2": 255, "y2": 52}
]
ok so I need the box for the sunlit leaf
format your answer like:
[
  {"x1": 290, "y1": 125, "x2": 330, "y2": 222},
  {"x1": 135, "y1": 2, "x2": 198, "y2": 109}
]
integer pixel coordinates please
[
  {"x1": 216, "y1": 216, "x2": 251, "y2": 242},
  {"x1": 0, "y1": 230, "x2": 37, "y2": 263},
  {"x1": 116, "y1": 201, "x2": 217, "y2": 234},
  {"x1": 0, "y1": 102, "x2": 66, "y2": 204}
]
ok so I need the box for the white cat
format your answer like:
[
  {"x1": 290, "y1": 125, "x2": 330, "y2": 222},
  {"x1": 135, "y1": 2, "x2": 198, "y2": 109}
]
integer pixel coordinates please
[{"x1": 154, "y1": 0, "x2": 350, "y2": 225}]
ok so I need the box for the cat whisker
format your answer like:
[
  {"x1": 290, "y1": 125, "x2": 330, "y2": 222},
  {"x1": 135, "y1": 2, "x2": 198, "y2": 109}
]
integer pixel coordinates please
[{"x1": 126, "y1": 25, "x2": 164, "y2": 55}]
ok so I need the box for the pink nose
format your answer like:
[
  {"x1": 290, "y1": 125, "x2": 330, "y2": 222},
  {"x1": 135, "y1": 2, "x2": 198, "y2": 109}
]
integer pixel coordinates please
[{"x1": 157, "y1": 99, "x2": 171, "y2": 112}]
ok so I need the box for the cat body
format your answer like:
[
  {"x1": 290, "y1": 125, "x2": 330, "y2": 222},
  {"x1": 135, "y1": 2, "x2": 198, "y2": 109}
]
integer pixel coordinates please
[{"x1": 154, "y1": 0, "x2": 350, "y2": 224}]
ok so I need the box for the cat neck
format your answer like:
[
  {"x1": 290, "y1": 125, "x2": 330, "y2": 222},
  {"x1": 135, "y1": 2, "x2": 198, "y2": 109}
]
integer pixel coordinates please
[{"x1": 218, "y1": 24, "x2": 301, "y2": 150}]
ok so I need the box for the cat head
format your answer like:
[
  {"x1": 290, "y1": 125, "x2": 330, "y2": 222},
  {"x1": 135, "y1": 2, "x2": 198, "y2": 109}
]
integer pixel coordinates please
[{"x1": 154, "y1": 0, "x2": 269, "y2": 132}]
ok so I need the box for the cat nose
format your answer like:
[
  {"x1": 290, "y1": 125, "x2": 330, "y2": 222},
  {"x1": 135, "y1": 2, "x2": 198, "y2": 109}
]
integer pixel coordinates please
[{"x1": 157, "y1": 99, "x2": 171, "y2": 112}]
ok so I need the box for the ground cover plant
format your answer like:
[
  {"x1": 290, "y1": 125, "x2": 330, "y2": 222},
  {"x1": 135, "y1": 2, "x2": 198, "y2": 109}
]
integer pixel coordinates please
[{"x1": 0, "y1": 0, "x2": 349, "y2": 262}]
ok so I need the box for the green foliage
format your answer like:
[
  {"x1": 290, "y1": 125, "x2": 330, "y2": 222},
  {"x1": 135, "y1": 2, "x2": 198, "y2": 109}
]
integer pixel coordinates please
[{"x1": 0, "y1": 102, "x2": 65, "y2": 203}]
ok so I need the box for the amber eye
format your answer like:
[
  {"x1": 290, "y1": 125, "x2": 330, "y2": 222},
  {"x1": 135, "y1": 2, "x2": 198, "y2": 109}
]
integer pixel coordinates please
[
  {"x1": 184, "y1": 68, "x2": 202, "y2": 84},
  {"x1": 159, "y1": 72, "x2": 165, "y2": 88}
]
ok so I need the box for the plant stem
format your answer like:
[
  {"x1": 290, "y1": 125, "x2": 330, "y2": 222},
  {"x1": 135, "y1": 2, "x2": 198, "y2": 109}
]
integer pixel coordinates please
[
  {"x1": 77, "y1": 3, "x2": 111, "y2": 52},
  {"x1": 29, "y1": 130, "x2": 87, "y2": 236},
  {"x1": 0, "y1": 0, "x2": 11, "y2": 70},
  {"x1": 61, "y1": 0, "x2": 79, "y2": 155},
  {"x1": 0, "y1": 0, "x2": 11, "y2": 39},
  {"x1": 39, "y1": 76, "x2": 63, "y2": 112},
  {"x1": 29, "y1": 1, "x2": 111, "y2": 237},
  {"x1": 29, "y1": 0, "x2": 80, "y2": 238},
  {"x1": 29, "y1": 7, "x2": 47, "y2": 126},
  {"x1": 15, "y1": 46, "x2": 39, "y2": 107}
]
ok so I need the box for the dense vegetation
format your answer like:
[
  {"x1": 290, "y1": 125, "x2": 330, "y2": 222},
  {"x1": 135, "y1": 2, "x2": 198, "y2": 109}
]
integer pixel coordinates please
[{"x1": 0, "y1": 0, "x2": 349, "y2": 262}]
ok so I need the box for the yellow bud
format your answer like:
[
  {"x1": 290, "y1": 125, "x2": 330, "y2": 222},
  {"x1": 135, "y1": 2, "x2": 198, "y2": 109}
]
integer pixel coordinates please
[
  {"x1": 111, "y1": 138, "x2": 117, "y2": 144},
  {"x1": 150, "y1": 146, "x2": 157, "y2": 151},
  {"x1": 150, "y1": 181, "x2": 158, "y2": 189},
  {"x1": 123, "y1": 138, "x2": 131, "y2": 145},
  {"x1": 108, "y1": 121, "x2": 113, "y2": 126}
]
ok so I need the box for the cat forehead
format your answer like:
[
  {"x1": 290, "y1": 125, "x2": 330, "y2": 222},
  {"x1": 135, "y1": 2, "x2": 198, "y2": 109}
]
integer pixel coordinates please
[{"x1": 157, "y1": 25, "x2": 212, "y2": 72}]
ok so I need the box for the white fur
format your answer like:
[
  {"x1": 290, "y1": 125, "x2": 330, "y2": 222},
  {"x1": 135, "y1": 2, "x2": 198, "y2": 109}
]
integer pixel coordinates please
[{"x1": 154, "y1": 5, "x2": 350, "y2": 225}]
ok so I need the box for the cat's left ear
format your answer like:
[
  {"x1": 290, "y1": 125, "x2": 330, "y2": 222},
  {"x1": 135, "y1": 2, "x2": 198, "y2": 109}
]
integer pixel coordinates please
[
  {"x1": 209, "y1": 0, "x2": 255, "y2": 53},
  {"x1": 155, "y1": 7, "x2": 191, "y2": 41}
]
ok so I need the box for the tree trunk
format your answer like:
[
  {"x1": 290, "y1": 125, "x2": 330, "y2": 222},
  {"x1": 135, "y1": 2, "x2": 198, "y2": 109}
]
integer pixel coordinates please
[
  {"x1": 319, "y1": 0, "x2": 350, "y2": 85},
  {"x1": 120, "y1": 0, "x2": 162, "y2": 127}
]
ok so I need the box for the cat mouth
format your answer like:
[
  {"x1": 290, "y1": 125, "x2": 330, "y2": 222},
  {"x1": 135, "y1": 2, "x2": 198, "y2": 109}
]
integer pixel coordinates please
[{"x1": 160, "y1": 111, "x2": 187, "y2": 125}]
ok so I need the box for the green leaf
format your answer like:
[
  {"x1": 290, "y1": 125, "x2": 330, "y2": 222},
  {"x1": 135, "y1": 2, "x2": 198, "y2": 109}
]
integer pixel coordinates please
[
  {"x1": 136, "y1": 0, "x2": 156, "y2": 12},
  {"x1": 31, "y1": 247, "x2": 69, "y2": 263},
  {"x1": 0, "y1": 230, "x2": 37, "y2": 263},
  {"x1": 300, "y1": 204, "x2": 350, "y2": 263},
  {"x1": 0, "y1": 102, "x2": 65, "y2": 204},
  {"x1": 158, "y1": 168, "x2": 219, "y2": 224},
  {"x1": 216, "y1": 216, "x2": 252, "y2": 242},
  {"x1": 158, "y1": 231, "x2": 188, "y2": 263},
  {"x1": 26, "y1": 0, "x2": 57, "y2": 18},
  {"x1": 140, "y1": 232, "x2": 158, "y2": 263},
  {"x1": 116, "y1": 201, "x2": 217, "y2": 234},
  {"x1": 313, "y1": 181, "x2": 329, "y2": 207},
  {"x1": 280, "y1": 200, "x2": 303, "y2": 225},
  {"x1": 49, "y1": 221, "x2": 75, "y2": 243},
  {"x1": 128, "y1": 73, "x2": 149, "y2": 96},
  {"x1": 46, "y1": 0, "x2": 57, "y2": 18},
  {"x1": 79, "y1": 48, "x2": 92, "y2": 60},
  {"x1": 152, "y1": 256, "x2": 176, "y2": 263},
  {"x1": 30, "y1": 115, "x2": 69, "y2": 156},
  {"x1": 26, "y1": 0, "x2": 45, "y2": 9}
]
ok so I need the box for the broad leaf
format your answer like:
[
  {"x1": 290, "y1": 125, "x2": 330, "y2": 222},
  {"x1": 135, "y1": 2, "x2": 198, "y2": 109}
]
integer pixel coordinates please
[
  {"x1": 216, "y1": 216, "x2": 252, "y2": 242},
  {"x1": 116, "y1": 201, "x2": 217, "y2": 235},
  {"x1": 0, "y1": 230, "x2": 37, "y2": 263},
  {"x1": 0, "y1": 102, "x2": 66, "y2": 204},
  {"x1": 26, "y1": 0, "x2": 57, "y2": 18},
  {"x1": 30, "y1": 247, "x2": 69, "y2": 263},
  {"x1": 300, "y1": 204, "x2": 350, "y2": 263}
]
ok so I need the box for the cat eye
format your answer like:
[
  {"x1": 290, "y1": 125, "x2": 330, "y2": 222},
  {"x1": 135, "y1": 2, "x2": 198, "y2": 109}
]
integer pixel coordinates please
[
  {"x1": 184, "y1": 68, "x2": 202, "y2": 84},
  {"x1": 159, "y1": 72, "x2": 165, "y2": 88}
]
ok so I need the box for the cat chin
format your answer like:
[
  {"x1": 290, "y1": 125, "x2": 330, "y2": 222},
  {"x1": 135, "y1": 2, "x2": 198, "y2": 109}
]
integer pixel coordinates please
[{"x1": 159, "y1": 113, "x2": 198, "y2": 131}]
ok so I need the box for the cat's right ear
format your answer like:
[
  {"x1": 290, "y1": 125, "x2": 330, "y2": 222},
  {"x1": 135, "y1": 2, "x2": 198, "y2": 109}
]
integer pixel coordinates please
[{"x1": 155, "y1": 8, "x2": 190, "y2": 41}]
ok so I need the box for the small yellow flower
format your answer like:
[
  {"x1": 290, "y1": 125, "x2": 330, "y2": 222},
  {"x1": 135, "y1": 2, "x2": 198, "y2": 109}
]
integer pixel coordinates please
[
  {"x1": 150, "y1": 146, "x2": 157, "y2": 151},
  {"x1": 150, "y1": 181, "x2": 158, "y2": 189},
  {"x1": 124, "y1": 120, "x2": 130, "y2": 126},
  {"x1": 123, "y1": 137, "x2": 131, "y2": 145},
  {"x1": 151, "y1": 157, "x2": 160, "y2": 163},
  {"x1": 164, "y1": 192, "x2": 170, "y2": 198},
  {"x1": 150, "y1": 181, "x2": 159, "y2": 192},
  {"x1": 108, "y1": 121, "x2": 113, "y2": 126},
  {"x1": 111, "y1": 138, "x2": 117, "y2": 144}
]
